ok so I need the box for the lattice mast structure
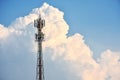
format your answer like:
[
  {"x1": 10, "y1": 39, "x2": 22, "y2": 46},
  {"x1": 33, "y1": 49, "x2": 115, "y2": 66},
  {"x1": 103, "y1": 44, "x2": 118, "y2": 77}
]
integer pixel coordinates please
[{"x1": 34, "y1": 15, "x2": 45, "y2": 80}]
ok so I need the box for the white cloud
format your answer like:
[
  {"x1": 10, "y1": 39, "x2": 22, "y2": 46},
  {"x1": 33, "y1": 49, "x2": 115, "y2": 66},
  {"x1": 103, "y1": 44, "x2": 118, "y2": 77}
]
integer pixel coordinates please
[
  {"x1": 0, "y1": 3, "x2": 120, "y2": 80},
  {"x1": 98, "y1": 50, "x2": 120, "y2": 80},
  {"x1": 0, "y1": 24, "x2": 9, "y2": 39}
]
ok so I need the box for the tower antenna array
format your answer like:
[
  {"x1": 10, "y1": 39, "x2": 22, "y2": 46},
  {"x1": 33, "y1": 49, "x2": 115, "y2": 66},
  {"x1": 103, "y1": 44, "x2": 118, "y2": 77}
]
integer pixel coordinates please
[{"x1": 34, "y1": 15, "x2": 45, "y2": 80}]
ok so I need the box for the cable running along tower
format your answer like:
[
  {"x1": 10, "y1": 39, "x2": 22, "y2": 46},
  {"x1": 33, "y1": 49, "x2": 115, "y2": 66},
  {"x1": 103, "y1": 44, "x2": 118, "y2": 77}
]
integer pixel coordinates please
[{"x1": 34, "y1": 15, "x2": 45, "y2": 80}]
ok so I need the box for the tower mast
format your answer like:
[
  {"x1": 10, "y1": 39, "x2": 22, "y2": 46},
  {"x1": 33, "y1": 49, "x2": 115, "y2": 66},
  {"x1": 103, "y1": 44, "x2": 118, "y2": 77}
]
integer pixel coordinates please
[{"x1": 34, "y1": 15, "x2": 45, "y2": 80}]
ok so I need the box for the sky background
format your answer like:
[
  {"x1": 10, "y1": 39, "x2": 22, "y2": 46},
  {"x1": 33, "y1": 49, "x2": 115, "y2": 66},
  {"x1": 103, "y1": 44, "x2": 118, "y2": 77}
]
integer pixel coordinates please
[
  {"x1": 0, "y1": 0, "x2": 120, "y2": 80},
  {"x1": 0, "y1": 0, "x2": 120, "y2": 58}
]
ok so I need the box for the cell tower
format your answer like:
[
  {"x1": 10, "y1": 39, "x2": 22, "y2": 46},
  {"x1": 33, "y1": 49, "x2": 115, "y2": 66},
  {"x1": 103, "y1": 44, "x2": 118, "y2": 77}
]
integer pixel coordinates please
[{"x1": 34, "y1": 15, "x2": 45, "y2": 80}]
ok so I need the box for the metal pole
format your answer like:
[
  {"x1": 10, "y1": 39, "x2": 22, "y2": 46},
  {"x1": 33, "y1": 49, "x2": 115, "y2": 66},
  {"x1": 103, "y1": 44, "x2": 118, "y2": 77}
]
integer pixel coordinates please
[{"x1": 34, "y1": 15, "x2": 45, "y2": 80}]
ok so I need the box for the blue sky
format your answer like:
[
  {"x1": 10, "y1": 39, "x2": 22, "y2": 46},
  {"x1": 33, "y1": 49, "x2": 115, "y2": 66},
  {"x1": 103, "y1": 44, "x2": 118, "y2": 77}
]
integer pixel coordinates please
[
  {"x1": 0, "y1": 0, "x2": 120, "y2": 58},
  {"x1": 0, "y1": 0, "x2": 120, "y2": 80}
]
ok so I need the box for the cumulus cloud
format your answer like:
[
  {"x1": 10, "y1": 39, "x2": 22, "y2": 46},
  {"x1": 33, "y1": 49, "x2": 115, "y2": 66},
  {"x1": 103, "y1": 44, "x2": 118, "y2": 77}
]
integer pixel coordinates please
[
  {"x1": 0, "y1": 24, "x2": 9, "y2": 39},
  {"x1": 0, "y1": 3, "x2": 120, "y2": 80}
]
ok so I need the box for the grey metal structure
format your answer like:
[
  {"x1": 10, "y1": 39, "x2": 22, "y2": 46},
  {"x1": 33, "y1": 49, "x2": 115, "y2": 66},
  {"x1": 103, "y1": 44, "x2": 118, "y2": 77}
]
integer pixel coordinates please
[{"x1": 34, "y1": 15, "x2": 45, "y2": 80}]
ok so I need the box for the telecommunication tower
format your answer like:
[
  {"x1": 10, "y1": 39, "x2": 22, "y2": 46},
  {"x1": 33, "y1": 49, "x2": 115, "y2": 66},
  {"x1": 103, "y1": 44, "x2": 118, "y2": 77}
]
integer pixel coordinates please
[{"x1": 34, "y1": 15, "x2": 45, "y2": 80}]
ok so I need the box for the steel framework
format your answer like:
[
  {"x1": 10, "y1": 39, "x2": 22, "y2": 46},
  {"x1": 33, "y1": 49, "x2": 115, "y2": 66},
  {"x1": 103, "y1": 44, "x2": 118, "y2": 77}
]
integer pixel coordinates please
[{"x1": 34, "y1": 15, "x2": 45, "y2": 80}]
